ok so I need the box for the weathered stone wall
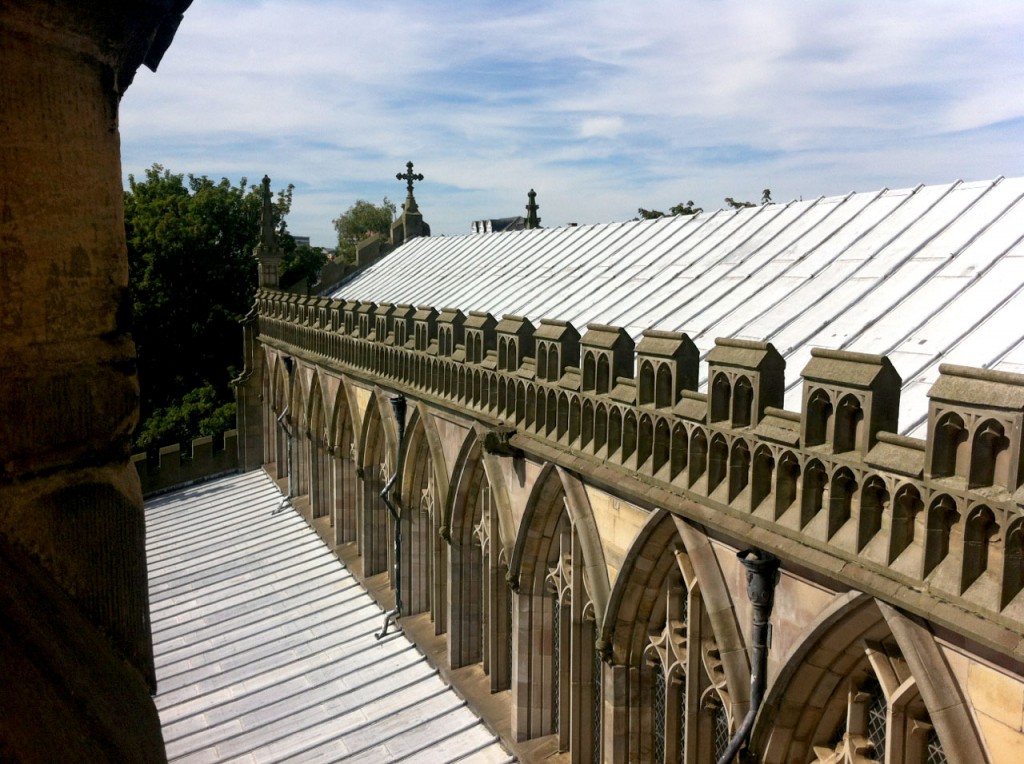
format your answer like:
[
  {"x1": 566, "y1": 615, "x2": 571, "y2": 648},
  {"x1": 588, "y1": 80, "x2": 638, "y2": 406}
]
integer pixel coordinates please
[{"x1": 0, "y1": 1, "x2": 189, "y2": 759}]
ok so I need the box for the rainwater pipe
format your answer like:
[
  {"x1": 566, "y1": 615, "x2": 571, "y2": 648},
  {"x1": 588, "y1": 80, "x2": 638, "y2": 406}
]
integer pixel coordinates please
[
  {"x1": 276, "y1": 407, "x2": 295, "y2": 510},
  {"x1": 376, "y1": 394, "x2": 407, "y2": 639},
  {"x1": 717, "y1": 549, "x2": 781, "y2": 764}
]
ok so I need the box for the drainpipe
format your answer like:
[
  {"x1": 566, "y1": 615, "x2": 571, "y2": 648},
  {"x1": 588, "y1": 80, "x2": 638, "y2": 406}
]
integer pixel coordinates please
[
  {"x1": 276, "y1": 407, "x2": 295, "y2": 506},
  {"x1": 376, "y1": 394, "x2": 407, "y2": 639},
  {"x1": 717, "y1": 549, "x2": 781, "y2": 764}
]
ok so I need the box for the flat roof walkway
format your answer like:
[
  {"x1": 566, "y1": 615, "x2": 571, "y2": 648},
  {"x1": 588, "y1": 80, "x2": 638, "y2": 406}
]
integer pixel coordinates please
[{"x1": 146, "y1": 470, "x2": 514, "y2": 763}]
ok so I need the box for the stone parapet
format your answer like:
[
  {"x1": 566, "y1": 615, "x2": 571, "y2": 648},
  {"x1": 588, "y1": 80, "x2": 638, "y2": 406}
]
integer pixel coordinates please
[
  {"x1": 131, "y1": 431, "x2": 239, "y2": 497},
  {"x1": 254, "y1": 290, "x2": 1024, "y2": 652}
]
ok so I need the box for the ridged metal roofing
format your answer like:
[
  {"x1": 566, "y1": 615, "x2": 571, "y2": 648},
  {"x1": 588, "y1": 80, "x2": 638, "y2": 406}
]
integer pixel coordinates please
[
  {"x1": 147, "y1": 470, "x2": 512, "y2": 764},
  {"x1": 329, "y1": 178, "x2": 1024, "y2": 438}
]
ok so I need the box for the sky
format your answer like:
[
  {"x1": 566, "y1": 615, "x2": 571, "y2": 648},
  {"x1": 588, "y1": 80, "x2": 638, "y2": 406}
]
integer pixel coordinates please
[{"x1": 120, "y1": 0, "x2": 1024, "y2": 247}]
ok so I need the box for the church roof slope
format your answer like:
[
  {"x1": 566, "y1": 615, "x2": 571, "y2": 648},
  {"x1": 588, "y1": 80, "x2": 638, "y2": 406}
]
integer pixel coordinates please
[
  {"x1": 329, "y1": 177, "x2": 1024, "y2": 438},
  {"x1": 147, "y1": 470, "x2": 513, "y2": 763}
]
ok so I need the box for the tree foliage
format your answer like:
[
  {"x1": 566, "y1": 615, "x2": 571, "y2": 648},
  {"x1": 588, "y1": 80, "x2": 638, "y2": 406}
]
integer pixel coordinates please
[
  {"x1": 637, "y1": 200, "x2": 703, "y2": 219},
  {"x1": 332, "y1": 197, "x2": 396, "y2": 263},
  {"x1": 124, "y1": 164, "x2": 294, "y2": 449},
  {"x1": 280, "y1": 244, "x2": 328, "y2": 292},
  {"x1": 639, "y1": 190, "x2": 771, "y2": 219}
]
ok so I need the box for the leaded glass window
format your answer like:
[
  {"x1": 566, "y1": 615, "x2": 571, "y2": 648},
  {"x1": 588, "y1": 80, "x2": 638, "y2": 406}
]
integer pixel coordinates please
[
  {"x1": 865, "y1": 679, "x2": 887, "y2": 759},
  {"x1": 713, "y1": 704, "x2": 730, "y2": 761},
  {"x1": 653, "y1": 662, "x2": 666, "y2": 764},
  {"x1": 925, "y1": 727, "x2": 947, "y2": 764},
  {"x1": 553, "y1": 599, "x2": 562, "y2": 735}
]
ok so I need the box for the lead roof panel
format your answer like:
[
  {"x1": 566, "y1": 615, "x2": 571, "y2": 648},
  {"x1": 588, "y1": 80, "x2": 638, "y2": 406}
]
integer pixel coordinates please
[{"x1": 329, "y1": 178, "x2": 1024, "y2": 435}]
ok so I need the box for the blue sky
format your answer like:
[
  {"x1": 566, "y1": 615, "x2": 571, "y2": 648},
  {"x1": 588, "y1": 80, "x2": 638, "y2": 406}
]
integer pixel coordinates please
[{"x1": 120, "y1": 0, "x2": 1024, "y2": 246}]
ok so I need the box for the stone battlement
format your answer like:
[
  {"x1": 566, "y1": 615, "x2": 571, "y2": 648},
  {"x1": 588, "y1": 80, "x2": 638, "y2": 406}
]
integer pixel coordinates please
[{"x1": 131, "y1": 431, "x2": 239, "y2": 496}]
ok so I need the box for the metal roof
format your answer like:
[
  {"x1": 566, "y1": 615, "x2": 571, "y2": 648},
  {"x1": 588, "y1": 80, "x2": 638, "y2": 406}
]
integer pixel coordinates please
[
  {"x1": 147, "y1": 470, "x2": 513, "y2": 763},
  {"x1": 329, "y1": 178, "x2": 1024, "y2": 438}
]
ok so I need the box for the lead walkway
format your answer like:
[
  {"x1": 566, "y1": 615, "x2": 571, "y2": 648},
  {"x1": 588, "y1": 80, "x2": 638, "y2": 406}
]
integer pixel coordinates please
[{"x1": 146, "y1": 470, "x2": 513, "y2": 763}]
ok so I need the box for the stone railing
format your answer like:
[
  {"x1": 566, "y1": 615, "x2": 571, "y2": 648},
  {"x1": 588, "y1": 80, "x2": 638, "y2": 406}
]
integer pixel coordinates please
[
  {"x1": 256, "y1": 290, "x2": 1024, "y2": 648},
  {"x1": 131, "y1": 431, "x2": 239, "y2": 497}
]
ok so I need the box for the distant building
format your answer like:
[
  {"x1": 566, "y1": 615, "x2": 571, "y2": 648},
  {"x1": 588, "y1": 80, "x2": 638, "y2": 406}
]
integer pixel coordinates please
[
  {"x1": 292, "y1": 235, "x2": 311, "y2": 248},
  {"x1": 472, "y1": 216, "x2": 526, "y2": 233}
]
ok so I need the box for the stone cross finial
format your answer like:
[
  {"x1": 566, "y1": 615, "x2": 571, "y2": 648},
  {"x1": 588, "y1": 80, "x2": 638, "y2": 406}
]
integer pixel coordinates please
[
  {"x1": 397, "y1": 161, "x2": 424, "y2": 198},
  {"x1": 525, "y1": 188, "x2": 541, "y2": 229}
]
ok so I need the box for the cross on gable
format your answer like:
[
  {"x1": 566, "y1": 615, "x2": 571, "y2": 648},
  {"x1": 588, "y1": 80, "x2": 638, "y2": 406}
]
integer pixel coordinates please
[{"x1": 396, "y1": 161, "x2": 424, "y2": 197}]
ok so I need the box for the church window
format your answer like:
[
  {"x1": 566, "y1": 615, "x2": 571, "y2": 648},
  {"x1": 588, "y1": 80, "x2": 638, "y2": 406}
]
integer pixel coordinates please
[
  {"x1": 962, "y1": 505, "x2": 997, "y2": 593},
  {"x1": 729, "y1": 439, "x2": 751, "y2": 502},
  {"x1": 752, "y1": 445, "x2": 774, "y2": 511},
  {"x1": 653, "y1": 660, "x2": 667, "y2": 764},
  {"x1": 835, "y1": 394, "x2": 863, "y2": 453},
  {"x1": 924, "y1": 495, "x2": 959, "y2": 577}
]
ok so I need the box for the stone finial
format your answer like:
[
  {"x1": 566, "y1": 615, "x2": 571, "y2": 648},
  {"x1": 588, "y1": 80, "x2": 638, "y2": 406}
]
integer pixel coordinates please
[
  {"x1": 525, "y1": 189, "x2": 541, "y2": 229},
  {"x1": 255, "y1": 174, "x2": 284, "y2": 288}
]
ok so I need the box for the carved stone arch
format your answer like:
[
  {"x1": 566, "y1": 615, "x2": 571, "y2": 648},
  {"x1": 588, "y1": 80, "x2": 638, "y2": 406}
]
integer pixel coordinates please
[
  {"x1": 581, "y1": 398, "x2": 595, "y2": 448},
  {"x1": 653, "y1": 417, "x2": 671, "y2": 475},
  {"x1": 758, "y1": 593, "x2": 980, "y2": 764},
  {"x1": 711, "y1": 372, "x2": 731, "y2": 423},
  {"x1": 329, "y1": 374, "x2": 363, "y2": 456},
  {"x1": 602, "y1": 508, "x2": 682, "y2": 667},
  {"x1": 876, "y1": 602, "x2": 989, "y2": 764},
  {"x1": 583, "y1": 351, "x2": 596, "y2": 391},
  {"x1": 356, "y1": 386, "x2": 402, "y2": 475},
  {"x1": 834, "y1": 392, "x2": 864, "y2": 453},
  {"x1": 304, "y1": 369, "x2": 329, "y2": 438},
  {"x1": 269, "y1": 351, "x2": 289, "y2": 413},
  {"x1": 509, "y1": 461, "x2": 568, "y2": 594},
  {"x1": 356, "y1": 389, "x2": 402, "y2": 576},
  {"x1": 597, "y1": 353, "x2": 610, "y2": 394},
  {"x1": 969, "y1": 418, "x2": 1010, "y2": 489},
  {"x1": 961, "y1": 503, "x2": 998, "y2": 595},
  {"x1": 751, "y1": 444, "x2": 775, "y2": 511},
  {"x1": 639, "y1": 360, "x2": 656, "y2": 405},
  {"x1": 594, "y1": 402, "x2": 608, "y2": 452},
  {"x1": 806, "y1": 387, "x2": 833, "y2": 448},
  {"x1": 328, "y1": 377, "x2": 359, "y2": 546},
  {"x1": 859, "y1": 474, "x2": 890, "y2": 552},
  {"x1": 402, "y1": 404, "x2": 450, "y2": 513},
  {"x1": 1002, "y1": 517, "x2": 1024, "y2": 609},
  {"x1": 396, "y1": 407, "x2": 447, "y2": 619},
  {"x1": 306, "y1": 373, "x2": 330, "y2": 519},
  {"x1": 932, "y1": 410, "x2": 967, "y2": 478},
  {"x1": 557, "y1": 467, "x2": 611, "y2": 626},
  {"x1": 754, "y1": 591, "x2": 873, "y2": 761},
  {"x1": 671, "y1": 518, "x2": 752, "y2": 716},
  {"x1": 288, "y1": 366, "x2": 310, "y2": 497},
  {"x1": 656, "y1": 362, "x2": 674, "y2": 409},
  {"x1": 924, "y1": 493, "x2": 961, "y2": 578},
  {"x1": 733, "y1": 375, "x2": 753, "y2": 428}
]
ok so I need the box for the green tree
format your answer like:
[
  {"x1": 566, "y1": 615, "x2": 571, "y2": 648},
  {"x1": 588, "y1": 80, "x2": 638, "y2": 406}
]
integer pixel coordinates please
[
  {"x1": 280, "y1": 244, "x2": 328, "y2": 292},
  {"x1": 332, "y1": 197, "x2": 396, "y2": 263},
  {"x1": 124, "y1": 164, "x2": 294, "y2": 449},
  {"x1": 636, "y1": 200, "x2": 702, "y2": 220},
  {"x1": 724, "y1": 189, "x2": 772, "y2": 209}
]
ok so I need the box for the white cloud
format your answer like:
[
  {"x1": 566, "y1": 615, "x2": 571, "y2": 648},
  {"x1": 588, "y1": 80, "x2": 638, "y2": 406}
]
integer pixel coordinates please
[{"x1": 119, "y1": 0, "x2": 1024, "y2": 245}]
